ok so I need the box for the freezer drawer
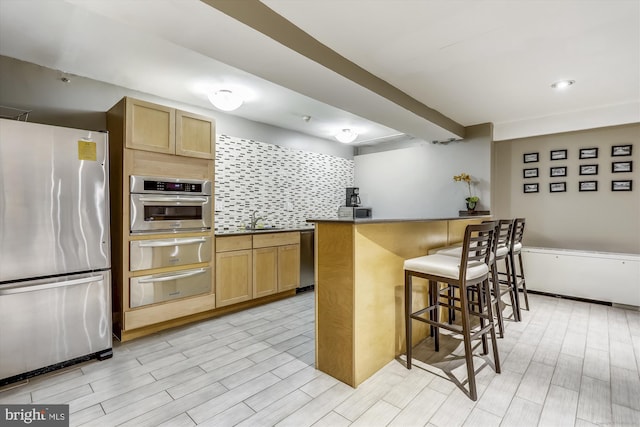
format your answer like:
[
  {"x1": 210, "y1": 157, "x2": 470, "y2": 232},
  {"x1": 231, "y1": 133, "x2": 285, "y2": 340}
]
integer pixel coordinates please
[
  {"x1": 130, "y1": 267, "x2": 211, "y2": 308},
  {"x1": 0, "y1": 271, "x2": 112, "y2": 381},
  {"x1": 130, "y1": 236, "x2": 212, "y2": 271}
]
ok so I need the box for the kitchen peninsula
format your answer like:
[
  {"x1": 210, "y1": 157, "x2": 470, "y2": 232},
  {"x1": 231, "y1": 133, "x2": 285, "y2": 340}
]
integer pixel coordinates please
[{"x1": 308, "y1": 216, "x2": 489, "y2": 388}]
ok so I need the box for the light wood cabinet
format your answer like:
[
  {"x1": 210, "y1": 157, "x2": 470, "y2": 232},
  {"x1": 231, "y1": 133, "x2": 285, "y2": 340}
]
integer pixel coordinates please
[
  {"x1": 215, "y1": 235, "x2": 253, "y2": 307},
  {"x1": 123, "y1": 97, "x2": 215, "y2": 159},
  {"x1": 252, "y1": 232, "x2": 300, "y2": 297},
  {"x1": 277, "y1": 244, "x2": 300, "y2": 291}
]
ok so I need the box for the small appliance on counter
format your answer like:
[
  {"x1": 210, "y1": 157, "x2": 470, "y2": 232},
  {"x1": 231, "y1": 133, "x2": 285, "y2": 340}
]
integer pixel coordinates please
[
  {"x1": 338, "y1": 206, "x2": 372, "y2": 219},
  {"x1": 346, "y1": 187, "x2": 361, "y2": 207}
]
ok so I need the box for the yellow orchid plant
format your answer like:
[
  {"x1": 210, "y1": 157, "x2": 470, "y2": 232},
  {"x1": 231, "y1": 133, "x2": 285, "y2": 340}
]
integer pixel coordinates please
[{"x1": 453, "y1": 172, "x2": 479, "y2": 204}]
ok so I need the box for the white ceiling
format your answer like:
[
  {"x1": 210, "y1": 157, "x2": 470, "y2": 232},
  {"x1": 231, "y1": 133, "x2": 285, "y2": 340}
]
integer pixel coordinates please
[{"x1": 0, "y1": 0, "x2": 638, "y2": 144}]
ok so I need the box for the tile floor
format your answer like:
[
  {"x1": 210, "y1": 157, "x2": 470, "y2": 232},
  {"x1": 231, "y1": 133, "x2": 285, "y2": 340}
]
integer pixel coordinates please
[{"x1": 1, "y1": 291, "x2": 639, "y2": 426}]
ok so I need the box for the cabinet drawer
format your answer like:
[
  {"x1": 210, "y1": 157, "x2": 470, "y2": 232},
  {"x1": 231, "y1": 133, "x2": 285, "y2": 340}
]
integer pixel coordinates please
[
  {"x1": 216, "y1": 235, "x2": 252, "y2": 252},
  {"x1": 130, "y1": 267, "x2": 211, "y2": 308},
  {"x1": 253, "y1": 232, "x2": 300, "y2": 248},
  {"x1": 130, "y1": 236, "x2": 211, "y2": 271}
]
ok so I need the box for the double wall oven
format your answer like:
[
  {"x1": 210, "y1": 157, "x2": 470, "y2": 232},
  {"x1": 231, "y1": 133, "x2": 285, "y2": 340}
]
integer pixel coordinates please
[{"x1": 129, "y1": 175, "x2": 213, "y2": 308}]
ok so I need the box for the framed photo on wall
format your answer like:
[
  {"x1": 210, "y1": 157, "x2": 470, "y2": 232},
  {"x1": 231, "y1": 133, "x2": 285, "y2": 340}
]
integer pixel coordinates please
[
  {"x1": 523, "y1": 168, "x2": 538, "y2": 178},
  {"x1": 523, "y1": 183, "x2": 539, "y2": 193},
  {"x1": 523, "y1": 152, "x2": 539, "y2": 163},
  {"x1": 550, "y1": 166, "x2": 567, "y2": 177},
  {"x1": 579, "y1": 181, "x2": 598, "y2": 192},
  {"x1": 612, "y1": 161, "x2": 632, "y2": 173},
  {"x1": 579, "y1": 164, "x2": 598, "y2": 175},
  {"x1": 550, "y1": 149, "x2": 567, "y2": 161},
  {"x1": 612, "y1": 180, "x2": 632, "y2": 191},
  {"x1": 579, "y1": 148, "x2": 598, "y2": 159},
  {"x1": 549, "y1": 182, "x2": 566, "y2": 193},
  {"x1": 612, "y1": 144, "x2": 632, "y2": 157}
]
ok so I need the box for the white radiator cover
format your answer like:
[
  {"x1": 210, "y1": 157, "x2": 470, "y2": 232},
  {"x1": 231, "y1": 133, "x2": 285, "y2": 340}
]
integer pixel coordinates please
[{"x1": 522, "y1": 247, "x2": 640, "y2": 307}]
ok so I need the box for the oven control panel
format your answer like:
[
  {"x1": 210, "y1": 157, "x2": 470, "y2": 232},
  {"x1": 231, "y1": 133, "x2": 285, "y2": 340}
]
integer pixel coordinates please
[
  {"x1": 130, "y1": 175, "x2": 212, "y2": 196},
  {"x1": 143, "y1": 180, "x2": 202, "y2": 193}
]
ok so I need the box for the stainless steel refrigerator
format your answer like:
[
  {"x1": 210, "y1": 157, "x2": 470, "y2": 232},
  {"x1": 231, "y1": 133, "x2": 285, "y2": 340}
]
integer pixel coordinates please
[{"x1": 0, "y1": 118, "x2": 112, "y2": 385}]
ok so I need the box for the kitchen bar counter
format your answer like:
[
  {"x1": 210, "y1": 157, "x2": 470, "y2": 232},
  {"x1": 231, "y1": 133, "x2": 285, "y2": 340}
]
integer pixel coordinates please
[{"x1": 308, "y1": 216, "x2": 488, "y2": 387}]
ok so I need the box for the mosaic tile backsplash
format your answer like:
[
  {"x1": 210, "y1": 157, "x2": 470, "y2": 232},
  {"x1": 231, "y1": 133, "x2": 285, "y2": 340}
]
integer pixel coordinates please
[{"x1": 214, "y1": 135, "x2": 354, "y2": 231}]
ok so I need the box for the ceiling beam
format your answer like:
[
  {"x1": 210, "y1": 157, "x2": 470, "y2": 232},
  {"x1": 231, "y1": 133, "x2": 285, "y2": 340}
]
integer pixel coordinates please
[{"x1": 200, "y1": 0, "x2": 465, "y2": 138}]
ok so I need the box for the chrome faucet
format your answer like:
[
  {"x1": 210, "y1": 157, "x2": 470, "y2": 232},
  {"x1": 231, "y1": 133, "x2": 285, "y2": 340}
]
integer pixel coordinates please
[{"x1": 249, "y1": 210, "x2": 264, "y2": 229}]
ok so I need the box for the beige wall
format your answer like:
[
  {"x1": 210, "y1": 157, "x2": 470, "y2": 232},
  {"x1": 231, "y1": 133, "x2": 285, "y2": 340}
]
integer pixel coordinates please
[{"x1": 493, "y1": 123, "x2": 640, "y2": 254}]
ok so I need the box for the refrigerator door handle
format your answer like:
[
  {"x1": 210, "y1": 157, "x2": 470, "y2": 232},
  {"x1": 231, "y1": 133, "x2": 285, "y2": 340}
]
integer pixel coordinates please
[
  {"x1": 0, "y1": 274, "x2": 105, "y2": 295},
  {"x1": 136, "y1": 268, "x2": 206, "y2": 283},
  {"x1": 137, "y1": 237, "x2": 208, "y2": 248}
]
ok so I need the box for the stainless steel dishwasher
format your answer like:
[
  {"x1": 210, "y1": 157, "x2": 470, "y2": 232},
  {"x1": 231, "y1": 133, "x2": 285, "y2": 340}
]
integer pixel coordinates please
[{"x1": 299, "y1": 230, "x2": 315, "y2": 292}]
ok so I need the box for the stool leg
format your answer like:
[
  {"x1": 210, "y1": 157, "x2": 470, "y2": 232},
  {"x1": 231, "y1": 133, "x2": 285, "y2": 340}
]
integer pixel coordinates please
[
  {"x1": 476, "y1": 284, "x2": 488, "y2": 355},
  {"x1": 509, "y1": 251, "x2": 522, "y2": 321},
  {"x1": 404, "y1": 271, "x2": 412, "y2": 369},
  {"x1": 517, "y1": 252, "x2": 530, "y2": 310},
  {"x1": 491, "y1": 262, "x2": 504, "y2": 338},
  {"x1": 503, "y1": 257, "x2": 518, "y2": 322},
  {"x1": 458, "y1": 283, "x2": 477, "y2": 401},
  {"x1": 430, "y1": 280, "x2": 440, "y2": 352},
  {"x1": 482, "y1": 278, "x2": 501, "y2": 374}
]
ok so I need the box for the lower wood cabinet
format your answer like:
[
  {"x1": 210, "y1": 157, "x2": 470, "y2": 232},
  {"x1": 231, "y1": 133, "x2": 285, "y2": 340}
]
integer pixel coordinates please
[
  {"x1": 277, "y1": 244, "x2": 300, "y2": 291},
  {"x1": 253, "y1": 247, "x2": 278, "y2": 298},
  {"x1": 215, "y1": 235, "x2": 253, "y2": 307}
]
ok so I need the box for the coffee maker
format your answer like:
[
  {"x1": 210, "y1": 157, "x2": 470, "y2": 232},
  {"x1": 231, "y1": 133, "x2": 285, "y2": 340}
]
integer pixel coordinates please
[{"x1": 346, "y1": 187, "x2": 361, "y2": 207}]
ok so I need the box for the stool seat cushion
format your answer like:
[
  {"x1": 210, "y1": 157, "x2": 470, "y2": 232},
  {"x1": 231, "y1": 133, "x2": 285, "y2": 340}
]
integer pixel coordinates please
[
  {"x1": 496, "y1": 245, "x2": 509, "y2": 257},
  {"x1": 511, "y1": 242, "x2": 522, "y2": 254},
  {"x1": 404, "y1": 254, "x2": 489, "y2": 281}
]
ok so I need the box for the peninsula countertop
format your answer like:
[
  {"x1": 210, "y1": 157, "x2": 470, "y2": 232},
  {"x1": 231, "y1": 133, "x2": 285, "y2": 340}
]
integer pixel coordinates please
[{"x1": 307, "y1": 215, "x2": 491, "y2": 224}]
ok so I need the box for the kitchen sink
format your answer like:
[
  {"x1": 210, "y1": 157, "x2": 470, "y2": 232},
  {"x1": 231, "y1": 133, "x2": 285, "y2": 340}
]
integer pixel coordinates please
[{"x1": 241, "y1": 226, "x2": 283, "y2": 232}]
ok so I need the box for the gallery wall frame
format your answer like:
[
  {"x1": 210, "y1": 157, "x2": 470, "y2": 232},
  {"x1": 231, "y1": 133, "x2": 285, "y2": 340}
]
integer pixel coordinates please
[
  {"x1": 523, "y1": 152, "x2": 539, "y2": 163},
  {"x1": 579, "y1": 181, "x2": 598, "y2": 192},
  {"x1": 612, "y1": 161, "x2": 632, "y2": 173},
  {"x1": 523, "y1": 183, "x2": 539, "y2": 193},
  {"x1": 579, "y1": 164, "x2": 598, "y2": 175},
  {"x1": 579, "y1": 147, "x2": 598, "y2": 159},
  {"x1": 549, "y1": 182, "x2": 566, "y2": 193},
  {"x1": 611, "y1": 180, "x2": 632, "y2": 191},
  {"x1": 550, "y1": 149, "x2": 568, "y2": 161},
  {"x1": 550, "y1": 166, "x2": 567, "y2": 177},
  {"x1": 611, "y1": 144, "x2": 632, "y2": 157},
  {"x1": 523, "y1": 168, "x2": 538, "y2": 178}
]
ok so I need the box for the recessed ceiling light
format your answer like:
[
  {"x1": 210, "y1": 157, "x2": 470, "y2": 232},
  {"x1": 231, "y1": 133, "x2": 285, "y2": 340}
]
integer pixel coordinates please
[
  {"x1": 551, "y1": 80, "x2": 575, "y2": 90},
  {"x1": 208, "y1": 89, "x2": 243, "y2": 111},
  {"x1": 335, "y1": 128, "x2": 358, "y2": 143}
]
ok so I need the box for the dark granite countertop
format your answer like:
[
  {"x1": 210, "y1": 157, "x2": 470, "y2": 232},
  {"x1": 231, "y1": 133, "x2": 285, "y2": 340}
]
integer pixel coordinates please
[{"x1": 215, "y1": 225, "x2": 315, "y2": 237}]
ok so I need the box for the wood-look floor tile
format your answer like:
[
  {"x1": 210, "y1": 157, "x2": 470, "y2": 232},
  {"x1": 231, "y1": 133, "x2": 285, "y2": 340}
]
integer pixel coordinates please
[
  {"x1": 166, "y1": 358, "x2": 253, "y2": 400},
  {"x1": 220, "y1": 352, "x2": 295, "y2": 389},
  {"x1": 68, "y1": 373, "x2": 157, "y2": 414},
  {"x1": 150, "y1": 344, "x2": 233, "y2": 380},
  {"x1": 502, "y1": 342, "x2": 536, "y2": 374},
  {"x1": 334, "y1": 371, "x2": 404, "y2": 421},
  {"x1": 500, "y1": 396, "x2": 542, "y2": 427},
  {"x1": 475, "y1": 370, "x2": 522, "y2": 417},
  {"x1": 551, "y1": 353, "x2": 583, "y2": 391},
  {"x1": 582, "y1": 347, "x2": 610, "y2": 382},
  {"x1": 198, "y1": 342, "x2": 269, "y2": 372},
  {"x1": 311, "y1": 410, "x2": 351, "y2": 427},
  {"x1": 275, "y1": 382, "x2": 353, "y2": 427},
  {"x1": 538, "y1": 385, "x2": 578, "y2": 427},
  {"x1": 428, "y1": 386, "x2": 477, "y2": 427},
  {"x1": 560, "y1": 331, "x2": 587, "y2": 358},
  {"x1": 155, "y1": 412, "x2": 196, "y2": 427},
  {"x1": 271, "y1": 358, "x2": 311, "y2": 379},
  {"x1": 69, "y1": 403, "x2": 105, "y2": 427},
  {"x1": 245, "y1": 366, "x2": 321, "y2": 412},
  {"x1": 187, "y1": 372, "x2": 280, "y2": 424},
  {"x1": 236, "y1": 390, "x2": 313, "y2": 427},
  {"x1": 349, "y1": 400, "x2": 400, "y2": 427},
  {"x1": 197, "y1": 402, "x2": 255, "y2": 427},
  {"x1": 387, "y1": 383, "x2": 447, "y2": 427},
  {"x1": 610, "y1": 366, "x2": 640, "y2": 411},
  {"x1": 382, "y1": 365, "x2": 435, "y2": 409},
  {"x1": 83, "y1": 390, "x2": 173, "y2": 427},
  {"x1": 515, "y1": 361, "x2": 554, "y2": 405},
  {"x1": 463, "y1": 407, "x2": 501, "y2": 426},
  {"x1": 576, "y1": 375, "x2": 612, "y2": 425},
  {"x1": 613, "y1": 403, "x2": 640, "y2": 426},
  {"x1": 609, "y1": 339, "x2": 638, "y2": 372}
]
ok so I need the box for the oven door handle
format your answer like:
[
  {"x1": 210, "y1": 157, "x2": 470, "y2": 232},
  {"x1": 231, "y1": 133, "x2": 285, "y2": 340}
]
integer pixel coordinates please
[
  {"x1": 136, "y1": 237, "x2": 208, "y2": 248},
  {"x1": 137, "y1": 196, "x2": 209, "y2": 203},
  {"x1": 136, "y1": 268, "x2": 206, "y2": 283}
]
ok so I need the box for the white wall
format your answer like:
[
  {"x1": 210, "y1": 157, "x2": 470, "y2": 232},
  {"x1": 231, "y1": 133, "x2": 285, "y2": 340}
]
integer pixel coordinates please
[{"x1": 354, "y1": 124, "x2": 492, "y2": 218}]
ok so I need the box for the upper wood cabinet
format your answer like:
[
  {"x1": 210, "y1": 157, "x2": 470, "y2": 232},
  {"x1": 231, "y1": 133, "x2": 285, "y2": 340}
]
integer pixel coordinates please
[{"x1": 124, "y1": 97, "x2": 215, "y2": 160}]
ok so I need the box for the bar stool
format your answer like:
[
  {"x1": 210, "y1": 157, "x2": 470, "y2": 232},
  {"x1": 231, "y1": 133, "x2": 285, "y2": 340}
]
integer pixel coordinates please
[
  {"x1": 404, "y1": 222, "x2": 501, "y2": 401},
  {"x1": 508, "y1": 218, "x2": 530, "y2": 320}
]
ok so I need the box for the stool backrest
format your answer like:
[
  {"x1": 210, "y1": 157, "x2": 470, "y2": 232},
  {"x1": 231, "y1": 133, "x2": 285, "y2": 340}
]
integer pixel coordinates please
[
  {"x1": 497, "y1": 219, "x2": 514, "y2": 248},
  {"x1": 460, "y1": 222, "x2": 496, "y2": 282},
  {"x1": 511, "y1": 218, "x2": 526, "y2": 248}
]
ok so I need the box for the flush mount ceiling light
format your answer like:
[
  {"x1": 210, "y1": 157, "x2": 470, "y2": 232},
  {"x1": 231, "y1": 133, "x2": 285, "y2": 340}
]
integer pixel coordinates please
[
  {"x1": 208, "y1": 89, "x2": 243, "y2": 111},
  {"x1": 335, "y1": 128, "x2": 358, "y2": 143},
  {"x1": 551, "y1": 79, "x2": 575, "y2": 90}
]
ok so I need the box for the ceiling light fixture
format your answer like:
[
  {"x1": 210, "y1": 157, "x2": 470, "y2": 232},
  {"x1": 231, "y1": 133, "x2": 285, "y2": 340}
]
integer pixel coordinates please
[
  {"x1": 551, "y1": 79, "x2": 575, "y2": 90},
  {"x1": 208, "y1": 89, "x2": 243, "y2": 111},
  {"x1": 335, "y1": 128, "x2": 358, "y2": 143}
]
